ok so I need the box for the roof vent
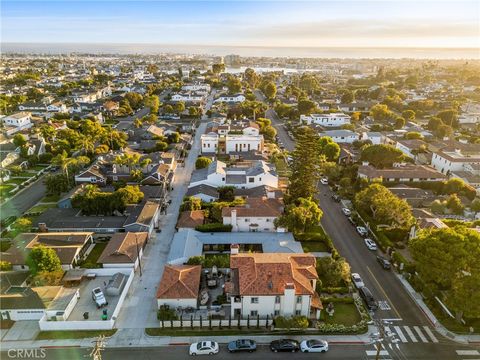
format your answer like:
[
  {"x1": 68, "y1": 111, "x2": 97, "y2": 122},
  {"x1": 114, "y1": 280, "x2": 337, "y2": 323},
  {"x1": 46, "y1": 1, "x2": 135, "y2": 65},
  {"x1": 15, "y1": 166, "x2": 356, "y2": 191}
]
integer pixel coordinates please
[{"x1": 268, "y1": 281, "x2": 273, "y2": 289}]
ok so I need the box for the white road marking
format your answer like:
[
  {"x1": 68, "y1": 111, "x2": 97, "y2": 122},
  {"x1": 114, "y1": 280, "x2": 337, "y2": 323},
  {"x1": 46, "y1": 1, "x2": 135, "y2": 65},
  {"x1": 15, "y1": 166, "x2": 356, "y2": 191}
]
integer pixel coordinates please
[
  {"x1": 456, "y1": 350, "x2": 480, "y2": 356},
  {"x1": 366, "y1": 350, "x2": 389, "y2": 356},
  {"x1": 414, "y1": 326, "x2": 428, "y2": 342},
  {"x1": 393, "y1": 326, "x2": 408, "y2": 343},
  {"x1": 423, "y1": 326, "x2": 439, "y2": 343},
  {"x1": 403, "y1": 326, "x2": 418, "y2": 342},
  {"x1": 378, "y1": 300, "x2": 391, "y2": 310}
]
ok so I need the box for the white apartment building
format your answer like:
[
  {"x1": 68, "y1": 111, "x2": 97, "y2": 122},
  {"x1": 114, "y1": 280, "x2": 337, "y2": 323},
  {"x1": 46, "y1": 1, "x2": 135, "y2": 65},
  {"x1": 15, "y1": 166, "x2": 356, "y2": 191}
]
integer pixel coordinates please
[
  {"x1": 431, "y1": 148, "x2": 480, "y2": 175},
  {"x1": 300, "y1": 113, "x2": 351, "y2": 127},
  {"x1": 189, "y1": 160, "x2": 278, "y2": 190},
  {"x1": 2, "y1": 112, "x2": 33, "y2": 135},
  {"x1": 214, "y1": 94, "x2": 246, "y2": 103},
  {"x1": 227, "y1": 253, "x2": 321, "y2": 319},
  {"x1": 201, "y1": 133, "x2": 264, "y2": 154}
]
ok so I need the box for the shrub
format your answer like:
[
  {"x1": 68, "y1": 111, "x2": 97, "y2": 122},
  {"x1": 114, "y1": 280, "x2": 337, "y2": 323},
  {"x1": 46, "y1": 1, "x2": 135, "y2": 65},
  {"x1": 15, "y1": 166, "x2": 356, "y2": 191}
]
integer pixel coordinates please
[
  {"x1": 195, "y1": 223, "x2": 232, "y2": 232},
  {"x1": 321, "y1": 286, "x2": 350, "y2": 294},
  {"x1": 157, "y1": 305, "x2": 178, "y2": 321},
  {"x1": 274, "y1": 315, "x2": 309, "y2": 329},
  {"x1": 0, "y1": 261, "x2": 12, "y2": 271},
  {"x1": 321, "y1": 296, "x2": 354, "y2": 304},
  {"x1": 186, "y1": 256, "x2": 204, "y2": 266}
]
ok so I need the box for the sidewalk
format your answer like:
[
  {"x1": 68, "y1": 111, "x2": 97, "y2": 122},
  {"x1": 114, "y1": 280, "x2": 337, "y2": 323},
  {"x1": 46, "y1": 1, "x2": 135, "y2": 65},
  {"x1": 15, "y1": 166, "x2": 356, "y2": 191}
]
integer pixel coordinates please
[
  {"x1": 396, "y1": 273, "x2": 480, "y2": 345},
  {"x1": 0, "y1": 325, "x2": 376, "y2": 350}
]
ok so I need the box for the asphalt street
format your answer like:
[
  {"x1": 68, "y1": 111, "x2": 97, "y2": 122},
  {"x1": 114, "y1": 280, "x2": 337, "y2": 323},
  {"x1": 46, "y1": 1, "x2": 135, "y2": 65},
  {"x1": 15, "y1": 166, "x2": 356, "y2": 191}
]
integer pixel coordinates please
[
  {"x1": 2, "y1": 342, "x2": 477, "y2": 360},
  {"x1": 0, "y1": 176, "x2": 47, "y2": 221}
]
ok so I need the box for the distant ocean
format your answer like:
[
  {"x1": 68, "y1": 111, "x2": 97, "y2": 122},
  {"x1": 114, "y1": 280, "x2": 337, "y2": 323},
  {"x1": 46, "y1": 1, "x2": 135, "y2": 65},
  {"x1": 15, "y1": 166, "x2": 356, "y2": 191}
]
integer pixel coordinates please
[{"x1": 2, "y1": 43, "x2": 479, "y2": 59}]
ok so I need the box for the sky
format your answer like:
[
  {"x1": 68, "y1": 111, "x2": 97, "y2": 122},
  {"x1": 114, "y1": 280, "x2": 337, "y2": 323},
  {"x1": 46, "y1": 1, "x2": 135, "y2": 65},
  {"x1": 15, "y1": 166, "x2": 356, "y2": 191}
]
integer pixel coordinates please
[{"x1": 2, "y1": 0, "x2": 480, "y2": 49}]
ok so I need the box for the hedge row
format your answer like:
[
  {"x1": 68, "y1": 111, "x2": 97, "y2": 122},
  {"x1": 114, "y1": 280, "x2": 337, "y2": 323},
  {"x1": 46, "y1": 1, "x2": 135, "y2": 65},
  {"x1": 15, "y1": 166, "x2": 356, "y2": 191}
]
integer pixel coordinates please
[{"x1": 195, "y1": 223, "x2": 233, "y2": 232}]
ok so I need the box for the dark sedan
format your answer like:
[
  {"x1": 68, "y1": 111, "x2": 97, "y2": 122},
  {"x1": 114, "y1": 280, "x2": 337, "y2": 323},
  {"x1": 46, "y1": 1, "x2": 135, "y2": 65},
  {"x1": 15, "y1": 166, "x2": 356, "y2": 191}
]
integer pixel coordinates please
[
  {"x1": 377, "y1": 255, "x2": 391, "y2": 270},
  {"x1": 270, "y1": 339, "x2": 300, "y2": 352},
  {"x1": 227, "y1": 339, "x2": 256, "y2": 353}
]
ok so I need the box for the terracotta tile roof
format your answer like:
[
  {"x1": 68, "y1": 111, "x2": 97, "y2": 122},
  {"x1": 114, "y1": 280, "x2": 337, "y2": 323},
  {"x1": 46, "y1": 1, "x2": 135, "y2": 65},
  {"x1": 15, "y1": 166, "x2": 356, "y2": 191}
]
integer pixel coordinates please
[
  {"x1": 222, "y1": 197, "x2": 284, "y2": 218},
  {"x1": 230, "y1": 253, "x2": 318, "y2": 296},
  {"x1": 176, "y1": 210, "x2": 205, "y2": 229},
  {"x1": 156, "y1": 265, "x2": 201, "y2": 299},
  {"x1": 98, "y1": 232, "x2": 148, "y2": 264}
]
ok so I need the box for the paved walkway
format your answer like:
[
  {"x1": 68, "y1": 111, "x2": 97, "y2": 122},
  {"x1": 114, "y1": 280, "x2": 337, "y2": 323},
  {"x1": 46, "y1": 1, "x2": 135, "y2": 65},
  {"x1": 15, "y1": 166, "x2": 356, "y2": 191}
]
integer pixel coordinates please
[
  {"x1": 2, "y1": 321, "x2": 39, "y2": 341},
  {"x1": 114, "y1": 121, "x2": 207, "y2": 329}
]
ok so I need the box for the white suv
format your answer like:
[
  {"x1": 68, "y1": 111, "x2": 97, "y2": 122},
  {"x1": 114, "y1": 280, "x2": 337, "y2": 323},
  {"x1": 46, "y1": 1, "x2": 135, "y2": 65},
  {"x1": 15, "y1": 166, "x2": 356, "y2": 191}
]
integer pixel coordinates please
[{"x1": 92, "y1": 287, "x2": 108, "y2": 308}]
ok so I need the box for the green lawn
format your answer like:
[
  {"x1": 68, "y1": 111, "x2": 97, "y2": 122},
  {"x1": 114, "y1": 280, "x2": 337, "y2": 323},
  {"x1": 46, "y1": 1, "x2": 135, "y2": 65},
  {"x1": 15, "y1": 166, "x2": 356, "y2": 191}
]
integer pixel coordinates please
[
  {"x1": 5, "y1": 178, "x2": 27, "y2": 185},
  {"x1": 31, "y1": 165, "x2": 48, "y2": 171},
  {"x1": 41, "y1": 194, "x2": 62, "y2": 202},
  {"x1": 12, "y1": 171, "x2": 36, "y2": 178},
  {"x1": 0, "y1": 184, "x2": 16, "y2": 197},
  {"x1": 320, "y1": 303, "x2": 362, "y2": 327},
  {"x1": 36, "y1": 329, "x2": 117, "y2": 340},
  {"x1": 0, "y1": 240, "x2": 12, "y2": 252},
  {"x1": 301, "y1": 241, "x2": 329, "y2": 253},
  {"x1": 78, "y1": 242, "x2": 107, "y2": 268},
  {"x1": 272, "y1": 155, "x2": 290, "y2": 177},
  {"x1": 425, "y1": 298, "x2": 480, "y2": 334},
  {"x1": 25, "y1": 203, "x2": 57, "y2": 214}
]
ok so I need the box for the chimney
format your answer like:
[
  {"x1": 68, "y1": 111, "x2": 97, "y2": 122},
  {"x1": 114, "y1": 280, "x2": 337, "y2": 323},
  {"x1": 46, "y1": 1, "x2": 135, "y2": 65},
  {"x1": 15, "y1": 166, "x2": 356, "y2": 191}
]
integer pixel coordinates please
[
  {"x1": 231, "y1": 209, "x2": 238, "y2": 231},
  {"x1": 38, "y1": 223, "x2": 47, "y2": 232},
  {"x1": 230, "y1": 244, "x2": 239, "y2": 255}
]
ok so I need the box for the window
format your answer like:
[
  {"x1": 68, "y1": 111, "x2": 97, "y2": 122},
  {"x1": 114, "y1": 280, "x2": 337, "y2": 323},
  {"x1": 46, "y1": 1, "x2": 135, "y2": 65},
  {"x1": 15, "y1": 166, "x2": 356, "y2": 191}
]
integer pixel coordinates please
[
  {"x1": 244, "y1": 218, "x2": 250, "y2": 222},
  {"x1": 249, "y1": 177, "x2": 254, "y2": 183},
  {"x1": 250, "y1": 310, "x2": 258, "y2": 317},
  {"x1": 296, "y1": 296, "x2": 302, "y2": 304},
  {"x1": 274, "y1": 310, "x2": 280, "y2": 316},
  {"x1": 295, "y1": 310, "x2": 301, "y2": 315},
  {"x1": 275, "y1": 296, "x2": 281, "y2": 304},
  {"x1": 251, "y1": 297, "x2": 259, "y2": 304},
  {"x1": 266, "y1": 219, "x2": 270, "y2": 222}
]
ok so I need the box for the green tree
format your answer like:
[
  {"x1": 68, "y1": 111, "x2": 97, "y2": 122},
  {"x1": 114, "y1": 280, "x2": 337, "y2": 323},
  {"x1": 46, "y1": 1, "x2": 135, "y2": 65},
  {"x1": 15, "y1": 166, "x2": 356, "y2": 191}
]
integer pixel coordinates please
[
  {"x1": 446, "y1": 194, "x2": 464, "y2": 215},
  {"x1": 341, "y1": 90, "x2": 354, "y2": 104},
  {"x1": 175, "y1": 101, "x2": 185, "y2": 113},
  {"x1": 163, "y1": 104, "x2": 174, "y2": 114},
  {"x1": 370, "y1": 104, "x2": 395, "y2": 123},
  {"x1": 144, "y1": 95, "x2": 160, "y2": 115},
  {"x1": 263, "y1": 81, "x2": 277, "y2": 100},
  {"x1": 262, "y1": 125, "x2": 277, "y2": 142},
  {"x1": 244, "y1": 68, "x2": 259, "y2": 88},
  {"x1": 470, "y1": 198, "x2": 480, "y2": 213},
  {"x1": 196, "y1": 156, "x2": 212, "y2": 169},
  {"x1": 181, "y1": 196, "x2": 202, "y2": 211},
  {"x1": 124, "y1": 92, "x2": 144, "y2": 110},
  {"x1": 297, "y1": 98, "x2": 317, "y2": 115},
  {"x1": 404, "y1": 132, "x2": 423, "y2": 140},
  {"x1": 410, "y1": 227, "x2": 480, "y2": 320},
  {"x1": 435, "y1": 124, "x2": 453, "y2": 139},
  {"x1": 275, "y1": 197, "x2": 323, "y2": 233},
  {"x1": 12, "y1": 217, "x2": 32, "y2": 233},
  {"x1": 27, "y1": 245, "x2": 62, "y2": 274},
  {"x1": 355, "y1": 183, "x2": 414, "y2": 228},
  {"x1": 360, "y1": 144, "x2": 406, "y2": 168},
  {"x1": 394, "y1": 117, "x2": 406, "y2": 129},
  {"x1": 437, "y1": 109, "x2": 459, "y2": 128},
  {"x1": 427, "y1": 117, "x2": 443, "y2": 131},
  {"x1": 318, "y1": 137, "x2": 340, "y2": 162},
  {"x1": 316, "y1": 257, "x2": 351, "y2": 287},
  {"x1": 226, "y1": 76, "x2": 242, "y2": 94},
  {"x1": 13, "y1": 134, "x2": 27, "y2": 148},
  {"x1": 402, "y1": 109, "x2": 416, "y2": 122},
  {"x1": 212, "y1": 63, "x2": 225, "y2": 74},
  {"x1": 288, "y1": 127, "x2": 323, "y2": 200}
]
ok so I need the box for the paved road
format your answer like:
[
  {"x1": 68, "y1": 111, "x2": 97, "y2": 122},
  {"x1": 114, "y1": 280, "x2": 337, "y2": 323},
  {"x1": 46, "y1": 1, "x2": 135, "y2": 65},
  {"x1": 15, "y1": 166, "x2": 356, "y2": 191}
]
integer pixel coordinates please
[
  {"x1": 0, "y1": 176, "x2": 47, "y2": 221},
  {"x1": 3, "y1": 342, "x2": 477, "y2": 360}
]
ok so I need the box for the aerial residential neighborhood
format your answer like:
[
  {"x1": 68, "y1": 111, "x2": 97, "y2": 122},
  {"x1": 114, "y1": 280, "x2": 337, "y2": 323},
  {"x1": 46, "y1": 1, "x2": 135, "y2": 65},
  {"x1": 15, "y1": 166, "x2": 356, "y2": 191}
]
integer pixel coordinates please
[{"x1": 0, "y1": 1, "x2": 479, "y2": 360}]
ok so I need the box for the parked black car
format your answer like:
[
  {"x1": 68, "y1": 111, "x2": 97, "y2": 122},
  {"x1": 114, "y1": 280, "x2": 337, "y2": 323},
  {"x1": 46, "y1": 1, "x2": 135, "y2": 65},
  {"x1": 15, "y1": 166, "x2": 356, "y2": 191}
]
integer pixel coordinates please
[
  {"x1": 227, "y1": 339, "x2": 257, "y2": 353},
  {"x1": 270, "y1": 339, "x2": 300, "y2": 352},
  {"x1": 376, "y1": 256, "x2": 391, "y2": 270},
  {"x1": 359, "y1": 286, "x2": 378, "y2": 311},
  {"x1": 331, "y1": 194, "x2": 341, "y2": 202}
]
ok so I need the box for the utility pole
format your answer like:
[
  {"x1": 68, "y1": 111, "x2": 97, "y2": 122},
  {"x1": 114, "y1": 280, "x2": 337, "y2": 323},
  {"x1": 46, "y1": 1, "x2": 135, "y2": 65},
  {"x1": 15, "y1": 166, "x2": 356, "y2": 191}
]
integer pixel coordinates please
[{"x1": 88, "y1": 335, "x2": 106, "y2": 360}]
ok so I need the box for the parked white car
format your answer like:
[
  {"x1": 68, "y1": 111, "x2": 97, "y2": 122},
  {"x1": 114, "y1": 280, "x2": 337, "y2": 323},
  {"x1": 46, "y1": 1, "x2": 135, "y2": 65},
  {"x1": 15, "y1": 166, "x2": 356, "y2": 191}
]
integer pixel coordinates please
[
  {"x1": 364, "y1": 238, "x2": 377, "y2": 251},
  {"x1": 91, "y1": 287, "x2": 108, "y2": 308},
  {"x1": 189, "y1": 341, "x2": 219, "y2": 356},
  {"x1": 351, "y1": 273, "x2": 365, "y2": 289},
  {"x1": 356, "y1": 226, "x2": 368, "y2": 236},
  {"x1": 320, "y1": 178, "x2": 329, "y2": 185},
  {"x1": 300, "y1": 339, "x2": 329, "y2": 353},
  {"x1": 342, "y1": 208, "x2": 351, "y2": 216}
]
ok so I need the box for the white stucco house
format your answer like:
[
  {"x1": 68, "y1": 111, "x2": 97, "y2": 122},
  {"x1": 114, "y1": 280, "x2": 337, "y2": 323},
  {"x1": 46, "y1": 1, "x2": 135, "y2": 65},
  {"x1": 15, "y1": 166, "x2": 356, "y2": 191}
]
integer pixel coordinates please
[
  {"x1": 319, "y1": 130, "x2": 358, "y2": 143},
  {"x1": 226, "y1": 253, "x2": 322, "y2": 319},
  {"x1": 214, "y1": 94, "x2": 246, "y2": 103},
  {"x1": 156, "y1": 264, "x2": 201, "y2": 309},
  {"x1": 188, "y1": 160, "x2": 278, "y2": 190},
  {"x1": 2, "y1": 112, "x2": 33, "y2": 135},
  {"x1": 201, "y1": 133, "x2": 264, "y2": 154},
  {"x1": 300, "y1": 113, "x2": 351, "y2": 127},
  {"x1": 431, "y1": 147, "x2": 480, "y2": 175}
]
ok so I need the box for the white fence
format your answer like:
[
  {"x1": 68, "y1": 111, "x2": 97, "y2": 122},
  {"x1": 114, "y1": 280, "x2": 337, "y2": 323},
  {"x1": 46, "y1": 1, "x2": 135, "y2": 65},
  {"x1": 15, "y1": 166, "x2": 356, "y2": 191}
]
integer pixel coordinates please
[
  {"x1": 160, "y1": 318, "x2": 270, "y2": 328},
  {"x1": 39, "y1": 268, "x2": 134, "y2": 331}
]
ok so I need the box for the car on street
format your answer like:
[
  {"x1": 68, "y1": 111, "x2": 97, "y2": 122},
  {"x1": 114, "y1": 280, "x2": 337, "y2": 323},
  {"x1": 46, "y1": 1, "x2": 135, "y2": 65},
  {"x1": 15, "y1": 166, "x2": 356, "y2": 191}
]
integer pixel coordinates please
[
  {"x1": 320, "y1": 177, "x2": 329, "y2": 185},
  {"x1": 300, "y1": 339, "x2": 329, "y2": 353},
  {"x1": 356, "y1": 226, "x2": 368, "y2": 237},
  {"x1": 91, "y1": 287, "x2": 108, "y2": 308},
  {"x1": 331, "y1": 194, "x2": 341, "y2": 202},
  {"x1": 270, "y1": 339, "x2": 300, "y2": 352},
  {"x1": 359, "y1": 286, "x2": 378, "y2": 311},
  {"x1": 189, "y1": 341, "x2": 219, "y2": 356},
  {"x1": 227, "y1": 339, "x2": 256, "y2": 353},
  {"x1": 364, "y1": 238, "x2": 377, "y2": 251},
  {"x1": 342, "y1": 208, "x2": 351, "y2": 216},
  {"x1": 377, "y1": 256, "x2": 391, "y2": 270},
  {"x1": 351, "y1": 273, "x2": 365, "y2": 289}
]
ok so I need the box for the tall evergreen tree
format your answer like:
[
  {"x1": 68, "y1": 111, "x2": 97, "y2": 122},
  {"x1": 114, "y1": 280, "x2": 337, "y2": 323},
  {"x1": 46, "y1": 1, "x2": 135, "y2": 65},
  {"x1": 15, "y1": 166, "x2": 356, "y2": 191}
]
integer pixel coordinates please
[{"x1": 288, "y1": 127, "x2": 323, "y2": 201}]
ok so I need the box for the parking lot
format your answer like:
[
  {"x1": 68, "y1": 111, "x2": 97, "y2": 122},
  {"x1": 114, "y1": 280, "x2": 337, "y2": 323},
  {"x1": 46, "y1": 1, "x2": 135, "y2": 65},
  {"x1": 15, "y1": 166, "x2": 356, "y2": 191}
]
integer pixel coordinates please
[{"x1": 66, "y1": 276, "x2": 121, "y2": 321}]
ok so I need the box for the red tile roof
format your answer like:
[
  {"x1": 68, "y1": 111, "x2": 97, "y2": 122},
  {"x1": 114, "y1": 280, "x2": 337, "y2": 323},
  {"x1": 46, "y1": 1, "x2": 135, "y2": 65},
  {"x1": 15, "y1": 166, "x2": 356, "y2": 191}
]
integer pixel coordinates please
[{"x1": 156, "y1": 265, "x2": 201, "y2": 299}]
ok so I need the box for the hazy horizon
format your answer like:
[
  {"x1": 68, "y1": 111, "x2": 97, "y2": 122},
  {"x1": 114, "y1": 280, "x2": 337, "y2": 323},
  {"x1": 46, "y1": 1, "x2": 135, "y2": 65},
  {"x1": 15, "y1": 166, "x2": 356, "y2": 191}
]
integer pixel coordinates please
[{"x1": 2, "y1": 42, "x2": 479, "y2": 60}]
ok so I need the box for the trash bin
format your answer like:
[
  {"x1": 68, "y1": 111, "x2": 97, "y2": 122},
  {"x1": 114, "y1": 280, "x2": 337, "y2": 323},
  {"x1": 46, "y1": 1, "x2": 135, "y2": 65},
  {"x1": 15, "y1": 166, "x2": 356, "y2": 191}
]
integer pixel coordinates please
[{"x1": 83, "y1": 312, "x2": 89, "y2": 320}]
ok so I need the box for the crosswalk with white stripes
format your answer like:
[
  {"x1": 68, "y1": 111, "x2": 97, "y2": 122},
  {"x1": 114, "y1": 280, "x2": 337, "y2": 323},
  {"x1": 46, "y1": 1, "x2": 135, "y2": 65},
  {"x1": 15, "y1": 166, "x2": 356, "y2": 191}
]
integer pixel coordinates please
[
  {"x1": 456, "y1": 349, "x2": 480, "y2": 360},
  {"x1": 389, "y1": 325, "x2": 439, "y2": 343}
]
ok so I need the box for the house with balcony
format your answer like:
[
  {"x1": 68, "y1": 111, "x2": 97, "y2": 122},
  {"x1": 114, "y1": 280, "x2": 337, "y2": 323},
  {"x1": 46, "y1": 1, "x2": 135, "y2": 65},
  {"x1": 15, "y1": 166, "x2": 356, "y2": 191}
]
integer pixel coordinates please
[
  {"x1": 300, "y1": 113, "x2": 351, "y2": 127},
  {"x1": 226, "y1": 253, "x2": 322, "y2": 319}
]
